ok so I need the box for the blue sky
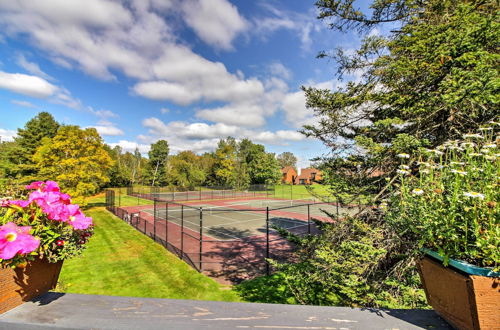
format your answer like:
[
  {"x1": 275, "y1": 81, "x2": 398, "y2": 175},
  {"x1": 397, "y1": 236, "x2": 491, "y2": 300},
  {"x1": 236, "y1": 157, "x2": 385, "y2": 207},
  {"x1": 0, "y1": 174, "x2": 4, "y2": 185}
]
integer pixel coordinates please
[{"x1": 0, "y1": 0, "x2": 369, "y2": 168}]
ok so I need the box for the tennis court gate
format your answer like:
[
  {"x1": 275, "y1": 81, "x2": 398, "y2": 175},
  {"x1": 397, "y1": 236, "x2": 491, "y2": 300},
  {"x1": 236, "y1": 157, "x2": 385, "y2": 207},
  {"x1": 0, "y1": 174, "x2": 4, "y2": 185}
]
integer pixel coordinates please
[{"x1": 105, "y1": 190, "x2": 328, "y2": 283}]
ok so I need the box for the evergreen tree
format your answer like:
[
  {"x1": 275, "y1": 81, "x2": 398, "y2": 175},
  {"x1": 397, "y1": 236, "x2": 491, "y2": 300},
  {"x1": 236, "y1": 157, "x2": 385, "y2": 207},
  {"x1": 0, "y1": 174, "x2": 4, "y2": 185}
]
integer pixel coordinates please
[
  {"x1": 9, "y1": 112, "x2": 59, "y2": 181},
  {"x1": 303, "y1": 0, "x2": 499, "y2": 193}
]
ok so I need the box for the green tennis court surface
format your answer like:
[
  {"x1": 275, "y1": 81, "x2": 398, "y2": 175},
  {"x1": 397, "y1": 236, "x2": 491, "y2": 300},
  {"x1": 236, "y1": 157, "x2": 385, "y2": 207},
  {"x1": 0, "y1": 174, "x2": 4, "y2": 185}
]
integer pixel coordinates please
[{"x1": 142, "y1": 200, "x2": 361, "y2": 241}]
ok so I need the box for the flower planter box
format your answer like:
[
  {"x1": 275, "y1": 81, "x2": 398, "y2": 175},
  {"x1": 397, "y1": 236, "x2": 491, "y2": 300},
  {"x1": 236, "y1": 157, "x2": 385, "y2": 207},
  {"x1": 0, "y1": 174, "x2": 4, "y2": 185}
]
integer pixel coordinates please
[
  {"x1": 417, "y1": 255, "x2": 500, "y2": 330},
  {"x1": 0, "y1": 258, "x2": 63, "y2": 314}
]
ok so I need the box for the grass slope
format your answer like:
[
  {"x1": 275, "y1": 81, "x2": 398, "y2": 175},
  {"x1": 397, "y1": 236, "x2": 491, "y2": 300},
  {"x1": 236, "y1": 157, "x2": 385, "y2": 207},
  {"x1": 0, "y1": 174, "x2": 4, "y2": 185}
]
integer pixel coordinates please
[{"x1": 58, "y1": 206, "x2": 240, "y2": 301}]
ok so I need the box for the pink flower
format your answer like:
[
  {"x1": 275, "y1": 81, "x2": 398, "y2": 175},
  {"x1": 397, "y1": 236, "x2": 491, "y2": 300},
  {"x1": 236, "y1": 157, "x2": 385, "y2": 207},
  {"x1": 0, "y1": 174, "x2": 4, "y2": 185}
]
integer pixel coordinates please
[
  {"x1": 8, "y1": 200, "x2": 31, "y2": 208},
  {"x1": 29, "y1": 191, "x2": 69, "y2": 221},
  {"x1": 65, "y1": 204, "x2": 92, "y2": 230},
  {"x1": 0, "y1": 222, "x2": 40, "y2": 260},
  {"x1": 43, "y1": 181, "x2": 60, "y2": 192},
  {"x1": 25, "y1": 181, "x2": 60, "y2": 193},
  {"x1": 25, "y1": 181, "x2": 44, "y2": 190}
]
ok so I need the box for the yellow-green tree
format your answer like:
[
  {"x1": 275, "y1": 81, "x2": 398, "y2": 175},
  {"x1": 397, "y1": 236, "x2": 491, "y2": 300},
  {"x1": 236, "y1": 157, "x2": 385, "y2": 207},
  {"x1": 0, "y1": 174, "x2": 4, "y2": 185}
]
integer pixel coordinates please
[{"x1": 33, "y1": 126, "x2": 114, "y2": 199}]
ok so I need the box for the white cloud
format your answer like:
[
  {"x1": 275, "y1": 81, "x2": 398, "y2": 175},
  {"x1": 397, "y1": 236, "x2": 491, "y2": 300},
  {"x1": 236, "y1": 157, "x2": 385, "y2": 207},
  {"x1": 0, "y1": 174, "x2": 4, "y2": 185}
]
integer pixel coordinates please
[
  {"x1": 108, "y1": 140, "x2": 150, "y2": 153},
  {"x1": 180, "y1": 0, "x2": 248, "y2": 50},
  {"x1": 160, "y1": 107, "x2": 170, "y2": 114},
  {"x1": 281, "y1": 80, "x2": 340, "y2": 128},
  {"x1": 132, "y1": 81, "x2": 199, "y2": 105},
  {"x1": 0, "y1": 128, "x2": 17, "y2": 142},
  {"x1": 52, "y1": 87, "x2": 82, "y2": 109},
  {"x1": 11, "y1": 99, "x2": 38, "y2": 108},
  {"x1": 88, "y1": 107, "x2": 119, "y2": 119},
  {"x1": 268, "y1": 62, "x2": 292, "y2": 80},
  {"x1": 140, "y1": 117, "x2": 306, "y2": 153},
  {"x1": 89, "y1": 125, "x2": 124, "y2": 136},
  {"x1": 0, "y1": 71, "x2": 57, "y2": 98},
  {"x1": 252, "y1": 3, "x2": 322, "y2": 51},
  {"x1": 196, "y1": 104, "x2": 267, "y2": 127},
  {"x1": 16, "y1": 54, "x2": 53, "y2": 80}
]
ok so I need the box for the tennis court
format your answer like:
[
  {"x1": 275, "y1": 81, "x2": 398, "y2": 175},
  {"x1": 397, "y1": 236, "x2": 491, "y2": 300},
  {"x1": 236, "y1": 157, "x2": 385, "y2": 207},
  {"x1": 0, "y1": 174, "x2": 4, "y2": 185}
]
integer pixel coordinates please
[
  {"x1": 107, "y1": 189, "x2": 368, "y2": 283},
  {"x1": 141, "y1": 198, "x2": 359, "y2": 241}
]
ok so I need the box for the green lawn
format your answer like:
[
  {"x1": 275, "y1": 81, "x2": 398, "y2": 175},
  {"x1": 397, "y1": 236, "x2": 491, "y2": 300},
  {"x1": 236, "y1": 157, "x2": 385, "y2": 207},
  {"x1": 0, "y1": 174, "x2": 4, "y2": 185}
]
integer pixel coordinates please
[
  {"x1": 57, "y1": 206, "x2": 240, "y2": 301},
  {"x1": 272, "y1": 184, "x2": 332, "y2": 200}
]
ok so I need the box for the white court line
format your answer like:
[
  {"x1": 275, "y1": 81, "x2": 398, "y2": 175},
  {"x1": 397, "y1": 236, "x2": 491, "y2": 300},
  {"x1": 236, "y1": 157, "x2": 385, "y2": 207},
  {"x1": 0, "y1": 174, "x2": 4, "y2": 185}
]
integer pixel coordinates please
[{"x1": 155, "y1": 209, "x2": 269, "y2": 240}]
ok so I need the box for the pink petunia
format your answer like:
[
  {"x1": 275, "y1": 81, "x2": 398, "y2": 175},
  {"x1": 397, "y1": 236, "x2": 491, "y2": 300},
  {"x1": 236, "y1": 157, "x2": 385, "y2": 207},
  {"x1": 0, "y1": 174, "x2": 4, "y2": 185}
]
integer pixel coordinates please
[
  {"x1": 43, "y1": 181, "x2": 60, "y2": 192},
  {"x1": 0, "y1": 222, "x2": 40, "y2": 260},
  {"x1": 65, "y1": 204, "x2": 92, "y2": 230},
  {"x1": 25, "y1": 181, "x2": 60, "y2": 193},
  {"x1": 25, "y1": 181, "x2": 44, "y2": 190}
]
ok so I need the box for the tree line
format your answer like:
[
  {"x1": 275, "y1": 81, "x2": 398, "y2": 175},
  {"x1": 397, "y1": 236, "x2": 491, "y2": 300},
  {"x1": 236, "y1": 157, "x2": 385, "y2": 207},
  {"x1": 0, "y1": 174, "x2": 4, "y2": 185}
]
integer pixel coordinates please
[{"x1": 0, "y1": 112, "x2": 299, "y2": 199}]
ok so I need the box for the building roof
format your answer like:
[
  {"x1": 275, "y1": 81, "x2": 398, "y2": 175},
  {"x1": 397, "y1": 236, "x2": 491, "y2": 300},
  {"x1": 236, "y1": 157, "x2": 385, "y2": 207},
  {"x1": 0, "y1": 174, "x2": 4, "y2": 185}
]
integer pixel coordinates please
[
  {"x1": 281, "y1": 166, "x2": 296, "y2": 174},
  {"x1": 297, "y1": 168, "x2": 320, "y2": 180}
]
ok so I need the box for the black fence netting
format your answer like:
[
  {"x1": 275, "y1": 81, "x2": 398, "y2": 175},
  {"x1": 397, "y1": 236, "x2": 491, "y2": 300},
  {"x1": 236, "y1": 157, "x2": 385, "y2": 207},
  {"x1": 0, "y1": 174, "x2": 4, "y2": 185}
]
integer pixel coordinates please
[{"x1": 105, "y1": 188, "x2": 366, "y2": 283}]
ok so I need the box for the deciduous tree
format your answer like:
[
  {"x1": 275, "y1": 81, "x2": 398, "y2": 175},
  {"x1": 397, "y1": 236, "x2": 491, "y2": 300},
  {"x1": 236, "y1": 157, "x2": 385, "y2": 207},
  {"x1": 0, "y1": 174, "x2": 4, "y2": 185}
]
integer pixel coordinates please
[{"x1": 33, "y1": 126, "x2": 114, "y2": 200}]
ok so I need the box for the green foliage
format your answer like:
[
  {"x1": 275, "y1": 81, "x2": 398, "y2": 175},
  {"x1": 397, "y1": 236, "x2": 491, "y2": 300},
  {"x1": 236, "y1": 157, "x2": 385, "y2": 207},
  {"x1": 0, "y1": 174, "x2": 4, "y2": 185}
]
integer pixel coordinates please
[
  {"x1": 248, "y1": 152, "x2": 281, "y2": 185},
  {"x1": 7, "y1": 112, "x2": 59, "y2": 182},
  {"x1": 166, "y1": 151, "x2": 206, "y2": 189},
  {"x1": 148, "y1": 140, "x2": 169, "y2": 186},
  {"x1": 304, "y1": 0, "x2": 498, "y2": 191},
  {"x1": 385, "y1": 125, "x2": 500, "y2": 270},
  {"x1": 277, "y1": 152, "x2": 298, "y2": 169},
  {"x1": 269, "y1": 216, "x2": 427, "y2": 308},
  {"x1": 212, "y1": 137, "x2": 238, "y2": 186},
  {"x1": 33, "y1": 126, "x2": 114, "y2": 201}
]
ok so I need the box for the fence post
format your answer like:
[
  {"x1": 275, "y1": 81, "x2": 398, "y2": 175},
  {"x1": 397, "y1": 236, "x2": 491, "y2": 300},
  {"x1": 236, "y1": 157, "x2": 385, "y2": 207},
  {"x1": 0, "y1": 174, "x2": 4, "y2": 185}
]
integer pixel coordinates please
[
  {"x1": 307, "y1": 204, "x2": 311, "y2": 234},
  {"x1": 266, "y1": 206, "x2": 270, "y2": 276},
  {"x1": 165, "y1": 202, "x2": 169, "y2": 248},
  {"x1": 199, "y1": 186, "x2": 202, "y2": 200},
  {"x1": 143, "y1": 212, "x2": 146, "y2": 233},
  {"x1": 199, "y1": 207, "x2": 203, "y2": 272},
  {"x1": 153, "y1": 199, "x2": 157, "y2": 242},
  {"x1": 181, "y1": 205, "x2": 184, "y2": 260}
]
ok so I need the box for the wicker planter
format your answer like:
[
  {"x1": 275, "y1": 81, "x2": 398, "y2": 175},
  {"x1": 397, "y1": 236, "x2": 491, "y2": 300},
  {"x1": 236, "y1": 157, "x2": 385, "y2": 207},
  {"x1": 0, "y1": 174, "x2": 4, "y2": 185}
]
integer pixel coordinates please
[
  {"x1": 0, "y1": 258, "x2": 63, "y2": 314},
  {"x1": 417, "y1": 254, "x2": 500, "y2": 330}
]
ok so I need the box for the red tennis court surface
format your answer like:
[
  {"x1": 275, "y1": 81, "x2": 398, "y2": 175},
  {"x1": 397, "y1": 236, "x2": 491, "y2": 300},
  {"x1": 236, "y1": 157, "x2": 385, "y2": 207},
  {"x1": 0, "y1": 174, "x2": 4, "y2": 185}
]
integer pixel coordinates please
[{"x1": 110, "y1": 196, "x2": 363, "y2": 284}]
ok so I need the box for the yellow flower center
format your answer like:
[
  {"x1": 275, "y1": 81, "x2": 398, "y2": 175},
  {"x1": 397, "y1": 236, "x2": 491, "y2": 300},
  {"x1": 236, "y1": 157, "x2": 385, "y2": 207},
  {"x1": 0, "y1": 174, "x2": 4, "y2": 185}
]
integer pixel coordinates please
[
  {"x1": 5, "y1": 232, "x2": 17, "y2": 242},
  {"x1": 69, "y1": 216, "x2": 75, "y2": 222}
]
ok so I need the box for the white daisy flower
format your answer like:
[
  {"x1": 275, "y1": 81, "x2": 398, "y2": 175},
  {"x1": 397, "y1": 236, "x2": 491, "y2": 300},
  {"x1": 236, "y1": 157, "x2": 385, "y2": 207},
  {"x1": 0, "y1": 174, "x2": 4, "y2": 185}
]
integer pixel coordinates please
[
  {"x1": 420, "y1": 169, "x2": 430, "y2": 174},
  {"x1": 431, "y1": 150, "x2": 444, "y2": 156},
  {"x1": 483, "y1": 144, "x2": 496, "y2": 148},
  {"x1": 450, "y1": 161, "x2": 465, "y2": 166},
  {"x1": 463, "y1": 133, "x2": 484, "y2": 139},
  {"x1": 451, "y1": 169, "x2": 467, "y2": 175},
  {"x1": 412, "y1": 188, "x2": 424, "y2": 195},
  {"x1": 399, "y1": 165, "x2": 410, "y2": 170},
  {"x1": 397, "y1": 153, "x2": 410, "y2": 159},
  {"x1": 485, "y1": 155, "x2": 495, "y2": 160},
  {"x1": 461, "y1": 142, "x2": 475, "y2": 148},
  {"x1": 397, "y1": 169, "x2": 410, "y2": 175},
  {"x1": 469, "y1": 153, "x2": 483, "y2": 157},
  {"x1": 463, "y1": 192, "x2": 485, "y2": 200},
  {"x1": 478, "y1": 127, "x2": 493, "y2": 131}
]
